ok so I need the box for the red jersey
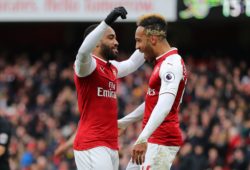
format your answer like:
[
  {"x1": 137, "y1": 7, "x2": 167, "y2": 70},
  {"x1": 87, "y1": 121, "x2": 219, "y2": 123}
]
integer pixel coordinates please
[
  {"x1": 143, "y1": 49, "x2": 187, "y2": 146},
  {"x1": 73, "y1": 56, "x2": 119, "y2": 150}
]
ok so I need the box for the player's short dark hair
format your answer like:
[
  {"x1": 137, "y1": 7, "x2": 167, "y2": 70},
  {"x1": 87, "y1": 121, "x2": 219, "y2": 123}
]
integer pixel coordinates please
[
  {"x1": 83, "y1": 24, "x2": 99, "y2": 40},
  {"x1": 137, "y1": 14, "x2": 167, "y2": 39}
]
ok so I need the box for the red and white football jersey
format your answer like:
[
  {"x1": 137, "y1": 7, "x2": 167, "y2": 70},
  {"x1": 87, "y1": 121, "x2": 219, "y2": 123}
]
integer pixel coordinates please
[
  {"x1": 73, "y1": 56, "x2": 119, "y2": 151},
  {"x1": 143, "y1": 48, "x2": 187, "y2": 146}
]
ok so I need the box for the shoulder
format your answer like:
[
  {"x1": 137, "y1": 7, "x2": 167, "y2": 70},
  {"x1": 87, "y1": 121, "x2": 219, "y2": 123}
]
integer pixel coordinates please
[
  {"x1": 160, "y1": 54, "x2": 183, "y2": 72},
  {"x1": 159, "y1": 54, "x2": 183, "y2": 80},
  {"x1": 109, "y1": 60, "x2": 118, "y2": 68},
  {"x1": 164, "y1": 54, "x2": 182, "y2": 66},
  {"x1": 109, "y1": 60, "x2": 116, "y2": 65}
]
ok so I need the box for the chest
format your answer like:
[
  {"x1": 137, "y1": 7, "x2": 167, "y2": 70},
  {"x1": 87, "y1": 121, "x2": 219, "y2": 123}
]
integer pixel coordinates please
[
  {"x1": 148, "y1": 64, "x2": 161, "y2": 90},
  {"x1": 94, "y1": 63, "x2": 118, "y2": 90}
]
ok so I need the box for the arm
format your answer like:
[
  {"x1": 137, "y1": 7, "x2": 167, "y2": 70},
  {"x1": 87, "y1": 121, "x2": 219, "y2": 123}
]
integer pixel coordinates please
[
  {"x1": 135, "y1": 94, "x2": 175, "y2": 144},
  {"x1": 118, "y1": 102, "x2": 145, "y2": 129},
  {"x1": 110, "y1": 50, "x2": 145, "y2": 78},
  {"x1": 75, "y1": 6, "x2": 128, "y2": 77},
  {"x1": 74, "y1": 22, "x2": 108, "y2": 77},
  {"x1": 54, "y1": 132, "x2": 76, "y2": 156}
]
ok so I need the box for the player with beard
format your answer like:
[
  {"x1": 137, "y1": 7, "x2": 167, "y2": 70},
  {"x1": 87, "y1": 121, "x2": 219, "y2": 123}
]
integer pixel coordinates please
[
  {"x1": 118, "y1": 14, "x2": 187, "y2": 170},
  {"x1": 68, "y1": 7, "x2": 144, "y2": 170}
]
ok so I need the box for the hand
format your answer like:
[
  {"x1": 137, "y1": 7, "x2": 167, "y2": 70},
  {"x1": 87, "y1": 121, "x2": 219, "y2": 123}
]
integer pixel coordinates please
[
  {"x1": 118, "y1": 128, "x2": 126, "y2": 136},
  {"x1": 105, "y1": 6, "x2": 127, "y2": 25},
  {"x1": 132, "y1": 142, "x2": 147, "y2": 165},
  {"x1": 54, "y1": 143, "x2": 68, "y2": 157}
]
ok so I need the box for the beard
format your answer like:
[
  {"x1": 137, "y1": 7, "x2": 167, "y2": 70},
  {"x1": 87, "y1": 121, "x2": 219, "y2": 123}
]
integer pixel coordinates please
[
  {"x1": 144, "y1": 43, "x2": 155, "y2": 63},
  {"x1": 100, "y1": 44, "x2": 118, "y2": 61}
]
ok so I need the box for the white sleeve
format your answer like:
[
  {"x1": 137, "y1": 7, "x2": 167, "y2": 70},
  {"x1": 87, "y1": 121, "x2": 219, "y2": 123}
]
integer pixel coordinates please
[
  {"x1": 134, "y1": 93, "x2": 175, "y2": 144},
  {"x1": 118, "y1": 102, "x2": 145, "y2": 129},
  {"x1": 159, "y1": 55, "x2": 183, "y2": 95},
  {"x1": 110, "y1": 50, "x2": 145, "y2": 78},
  {"x1": 74, "y1": 21, "x2": 109, "y2": 77}
]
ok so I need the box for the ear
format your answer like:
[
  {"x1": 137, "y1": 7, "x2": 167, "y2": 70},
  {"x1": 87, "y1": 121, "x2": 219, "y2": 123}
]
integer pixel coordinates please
[{"x1": 150, "y1": 35, "x2": 157, "y2": 46}]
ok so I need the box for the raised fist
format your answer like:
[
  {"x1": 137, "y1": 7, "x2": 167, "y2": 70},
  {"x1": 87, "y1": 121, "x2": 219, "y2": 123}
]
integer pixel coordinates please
[{"x1": 105, "y1": 6, "x2": 127, "y2": 25}]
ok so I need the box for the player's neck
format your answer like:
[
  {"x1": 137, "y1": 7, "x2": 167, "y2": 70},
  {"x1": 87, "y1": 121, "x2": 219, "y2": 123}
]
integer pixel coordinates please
[
  {"x1": 154, "y1": 42, "x2": 171, "y2": 58},
  {"x1": 93, "y1": 51, "x2": 107, "y2": 62}
]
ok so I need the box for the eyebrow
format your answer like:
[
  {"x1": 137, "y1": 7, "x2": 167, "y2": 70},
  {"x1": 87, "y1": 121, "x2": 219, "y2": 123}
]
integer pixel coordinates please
[{"x1": 107, "y1": 34, "x2": 115, "y2": 38}]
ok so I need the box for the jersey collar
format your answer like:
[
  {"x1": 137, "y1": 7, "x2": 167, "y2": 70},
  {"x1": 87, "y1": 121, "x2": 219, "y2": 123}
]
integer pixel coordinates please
[
  {"x1": 155, "y1": 48, "x2": 178, "y2": 64},
  {"x1": 93, "y1": 55, "x2": 107, "y2": 63},
  {"x1": 93, "y1": 55, "x2": 113, "y2": 67}
]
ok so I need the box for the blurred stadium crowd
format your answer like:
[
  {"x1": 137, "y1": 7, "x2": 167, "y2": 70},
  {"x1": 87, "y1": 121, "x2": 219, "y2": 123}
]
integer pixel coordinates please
[{"x1": 0, "y1": 50, "x2": 250, "y2": 170}]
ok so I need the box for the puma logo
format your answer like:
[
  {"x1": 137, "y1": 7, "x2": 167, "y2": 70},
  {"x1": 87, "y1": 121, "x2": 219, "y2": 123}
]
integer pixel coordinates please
[{"x1": 100, "y1": 66, "x2": 105, "y2": 73}]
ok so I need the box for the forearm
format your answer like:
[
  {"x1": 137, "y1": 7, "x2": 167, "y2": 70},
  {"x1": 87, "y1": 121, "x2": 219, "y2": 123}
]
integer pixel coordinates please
[
  {"x1": 111, "y1": 50, "x2": 145, "y2": 78},
  {"x1": 66, "y1": 132, "x2": 76, "y2": 148},
  {"x1": 118, "y1": 102, "x2": 145, "y2": 129},
  {"x1": 76, "y1": 21, "x2": 108, "y2": 62},
  {"x1": 135, "y1": 93, "x2": 175, "y2": 144},
  {"x1": 75, "y1": 21, "x2": 108, "y2": 77}
]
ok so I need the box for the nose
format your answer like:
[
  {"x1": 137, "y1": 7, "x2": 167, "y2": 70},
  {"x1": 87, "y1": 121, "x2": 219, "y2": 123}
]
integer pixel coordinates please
[
  {"x1": 135, "y1": 43, "x2": 140, "y2": 50},
  {"x1": 114, "y1": 39, "x2": 119, "y2": 46}
]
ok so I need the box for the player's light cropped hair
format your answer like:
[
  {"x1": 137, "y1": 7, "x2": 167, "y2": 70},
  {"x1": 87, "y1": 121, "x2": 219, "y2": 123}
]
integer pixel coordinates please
[{"x1": 137, "y1": 14, "x2": 167, "y2": 39}]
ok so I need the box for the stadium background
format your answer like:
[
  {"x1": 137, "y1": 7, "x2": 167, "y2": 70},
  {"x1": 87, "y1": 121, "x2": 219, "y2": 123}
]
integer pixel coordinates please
[{"x1": 0, "y1": 0, "x2": 250, "y2": 170}]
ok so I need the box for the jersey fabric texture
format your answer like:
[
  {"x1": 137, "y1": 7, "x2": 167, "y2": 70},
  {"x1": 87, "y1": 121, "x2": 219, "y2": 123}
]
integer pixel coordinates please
[
  {"x1": 73, "y1": 56, "x2": 119, "y2": 151},
  {"x1": 143, "y1": 49, "x2": 187, "y2": 146}
]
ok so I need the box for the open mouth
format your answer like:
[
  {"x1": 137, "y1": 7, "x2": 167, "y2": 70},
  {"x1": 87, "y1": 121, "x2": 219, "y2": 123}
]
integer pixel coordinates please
[{"x1": 113, "y1": 48, "x2": 118, "y2": 54}]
